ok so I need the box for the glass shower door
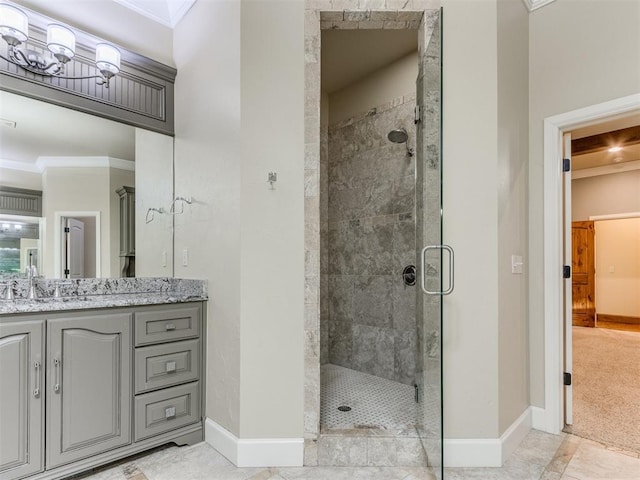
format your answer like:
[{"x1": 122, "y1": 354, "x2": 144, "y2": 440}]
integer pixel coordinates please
[{"x1": 416, "y1": 9, "x2": 449, "y2": 479}]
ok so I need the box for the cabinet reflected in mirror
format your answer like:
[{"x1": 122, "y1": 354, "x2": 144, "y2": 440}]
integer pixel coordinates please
[{"x1": 0, "y1": 90, "x2": 174, "y2": 279}]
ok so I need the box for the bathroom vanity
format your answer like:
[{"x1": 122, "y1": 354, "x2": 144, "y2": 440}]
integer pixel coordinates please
[{"x1": 0, "y1": 279, "x2": 206, "y2": 480}]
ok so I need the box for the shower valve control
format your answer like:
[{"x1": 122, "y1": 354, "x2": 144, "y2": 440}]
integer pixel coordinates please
[{"x1": 402, "y1": 265, "x2": 417, "y2": 286}]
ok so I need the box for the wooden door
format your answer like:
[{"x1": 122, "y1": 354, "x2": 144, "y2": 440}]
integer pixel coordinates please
[
  {"x1": 0, "y1": 320, "x2": 44, "y2": 480},
  {"x1": 572, "y1": 221, "x2": 595, "y2": 327},
  {"x1": 47, "y1": 313, "x2": 131, "y2": 468}
]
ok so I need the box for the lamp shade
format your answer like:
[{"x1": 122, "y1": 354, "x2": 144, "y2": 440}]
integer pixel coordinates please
[
  {"x1": 0, "y1": 4, "x2": 28, "y2": 45},
  {"x1": 47, "y1": 24, "x2": 75, "y2": 62},
  {"x1": 95, "y1": 43, "x2": 120, "y2": 77}
]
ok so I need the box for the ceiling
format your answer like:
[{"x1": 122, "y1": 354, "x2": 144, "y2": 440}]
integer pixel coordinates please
[
  {"x1": 0, "y1": 91, "x2": 135, "y2": 167},
  {"x1": 111, "y1": 0, "x2": 196, "y2": 28},
  {"x1": 321, "y1": 29, "x2": 418, "y2": 94},
  {"x1": 571, "y1": 114, "x2": 640, "y2": 171}
]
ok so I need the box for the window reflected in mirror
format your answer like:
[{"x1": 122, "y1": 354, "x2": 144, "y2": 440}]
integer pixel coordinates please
[{"x1": 0, "y1": 215, "x2": 41, "y2": 277}]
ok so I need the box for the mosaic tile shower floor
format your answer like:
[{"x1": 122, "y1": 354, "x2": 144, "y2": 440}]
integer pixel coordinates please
[{"x1": 320, "y1": 364, "x2": 418, "y2": 429}]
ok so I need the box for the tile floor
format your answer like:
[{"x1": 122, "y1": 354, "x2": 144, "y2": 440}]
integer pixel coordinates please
[
  {"x1": 320, "y1": 364, "x2": 418, "y2": 429},
  {"x1": 74, "y1": 430, "x2": 640, "y2": 480}
]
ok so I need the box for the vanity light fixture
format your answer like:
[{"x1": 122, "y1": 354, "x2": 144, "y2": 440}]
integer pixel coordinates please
[
  {"x1": 0, "y1": 3, "x2": 121, "y2": 87},
  {"x1": 608, "y1": 146, "x2": 623, "y2": 153}
]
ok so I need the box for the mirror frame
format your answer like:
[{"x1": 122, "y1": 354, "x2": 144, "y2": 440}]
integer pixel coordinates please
[{"x1": 0, "y1": 1, "x2": 176, "y2": 136}]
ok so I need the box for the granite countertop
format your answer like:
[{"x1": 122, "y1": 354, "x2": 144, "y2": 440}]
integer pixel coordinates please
[
  {"x1": 0, "y1": 278, "x2": 207, "y2": 315},
  {"x1": 0, "y1": 292, "x2": 207, "y2": 315}
]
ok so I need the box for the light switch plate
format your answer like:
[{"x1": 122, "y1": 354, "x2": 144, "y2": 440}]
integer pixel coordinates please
[{"x1": 512, "y1": 255, "x2": 523, "y2": 274}]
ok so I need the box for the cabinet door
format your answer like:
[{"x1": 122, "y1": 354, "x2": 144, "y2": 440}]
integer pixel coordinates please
[
  {"x1": 0, "y1": 320, "x2": 44, "y2": 480},
  {"x1": 47, "y1": 313, "x2": 131, "y2": 469}
]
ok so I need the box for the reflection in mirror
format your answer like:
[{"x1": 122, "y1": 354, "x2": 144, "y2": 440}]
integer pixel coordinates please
[
  {"x1": 0, "y1": 90, "x2": 174, "y2": 279},
  {"x1": 0, "y1": 214, "x2": 41, "y2": 277}
]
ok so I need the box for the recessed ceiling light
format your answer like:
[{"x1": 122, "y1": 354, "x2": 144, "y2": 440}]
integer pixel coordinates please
[
  {"x1": 0, "y1": 118, "x2": 16, "y2": 128},
  {"x1": 608, "y1": 146, "x2": 622, "y2": 153}
]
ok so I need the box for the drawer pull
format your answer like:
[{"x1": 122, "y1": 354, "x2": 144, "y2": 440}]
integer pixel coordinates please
[
  {"x1": 165, "y1": 323, "x2": 176, "y2": 331},
  {"x1": 34, "y1": 361, "x2": 40, "y2": 398},
  {"x1": 165, "y1": 406, "x2": 176, "y2": 419},
  {"x1": 165, "y1": 361, "x2": 177, "y2": 373},
  {"x1": 53, "y1": 357, "x2": 61, "y2": 393}
]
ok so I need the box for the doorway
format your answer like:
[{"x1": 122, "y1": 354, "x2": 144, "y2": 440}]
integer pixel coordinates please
[
  {"x1": 54, "y1": 212, "x2": 101, "y2": 279},
  {"x1": 540, "y1": 93, "x2": 640, "y2": 436},
  {"x1": 562, "y1": 116, "x2": 640, "y2": 453}
]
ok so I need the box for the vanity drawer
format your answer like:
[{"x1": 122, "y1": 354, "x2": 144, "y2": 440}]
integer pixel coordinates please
[
  {"x1": 134, "y1": 382, "x2": 200, "y2": 441},
  {"x1": 135, "y1": 339, "x2": 200, "y2": 393},
  {"x1": 134, "y1": 305, "x2": 201, "y2": 346}
]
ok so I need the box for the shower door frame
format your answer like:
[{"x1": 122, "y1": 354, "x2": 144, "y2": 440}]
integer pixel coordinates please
[{"x1": 302, "y1": 1, "x2": 443, "y2": 470}]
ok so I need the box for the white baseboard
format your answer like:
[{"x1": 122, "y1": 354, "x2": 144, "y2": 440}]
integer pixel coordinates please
[
  {"x1": 500, "y1": 407, "x2": 532, "y2": 462},
  {"x1": 444, "y1": 438, "x2": 502, "y2": 467},
  {"x1": 444, "y1": 406, "x2": 532, "y2": 467},
  {"x1": 204, "y1": 418, "x2": 303, "y2": 467},
  {"x1": 531, "y1": 405, "x2": 548, "y2": 431}
]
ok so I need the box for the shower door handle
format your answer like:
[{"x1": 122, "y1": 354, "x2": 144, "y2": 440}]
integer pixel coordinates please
[{"x1": 420, "y1": 245, "x2": 454, "y2": 295}]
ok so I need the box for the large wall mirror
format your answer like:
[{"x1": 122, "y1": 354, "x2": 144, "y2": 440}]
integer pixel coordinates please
[{"x1": 0, "y1": 90, "x2": 175, "y2": 279}]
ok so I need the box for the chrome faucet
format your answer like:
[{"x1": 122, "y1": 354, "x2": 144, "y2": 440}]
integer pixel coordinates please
[
  {"x1": 27, "y1": 269, "x2": 38, "y2": 299},
  {"x1": 0, "y1": 282, "x2": 14, "y2": 300},
  {"x1": 54, "y1": 281, "x2": 73, "y2": 299}
]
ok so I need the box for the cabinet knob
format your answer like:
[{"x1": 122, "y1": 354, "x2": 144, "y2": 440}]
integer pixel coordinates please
[
  {"x1": 165, "y1": 323, "x2": 176, "y2": 331},
  {"x1": 165, "y1": 360, "x2": 177, "y2": 373},
  {"x1": 165, "y1": 406, "x2": 176, "y2": 419}
]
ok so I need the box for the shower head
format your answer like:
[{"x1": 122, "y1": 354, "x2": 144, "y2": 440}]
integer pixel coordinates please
[
  {"x1": 387, "y1": 128, "x2": 409, "y2": 144},
  {"x1": 387, "y1": 128, "x2": 414, "y2": 157}
]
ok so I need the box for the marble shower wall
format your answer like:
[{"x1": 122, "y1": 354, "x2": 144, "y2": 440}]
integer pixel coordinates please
[{"x1": 322, "y1": 95, "x2": 417, "y2": 386}]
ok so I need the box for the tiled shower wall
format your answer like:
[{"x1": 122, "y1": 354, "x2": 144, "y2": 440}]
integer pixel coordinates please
[
  {"x1": 320, "y1": 96, "x2": 418, "y2": 386},
  {"x1": 304, "y1": 4, "x2": 441, "y2": 466}
]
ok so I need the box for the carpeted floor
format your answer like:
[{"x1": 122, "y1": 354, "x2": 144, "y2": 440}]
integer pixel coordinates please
[{"x1": 568, "y1": 326, "x2": 640, "y2": 453}]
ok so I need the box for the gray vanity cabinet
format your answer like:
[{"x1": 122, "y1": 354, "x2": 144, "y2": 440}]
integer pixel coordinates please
[
  {"x1": 0, "y1": 301, "x2": 203, "y2": 480},
  {"x1": 0, "y1": 320, "x2": 44, "y2": 480},
  {"x1": 46, "y1": 313, "x2": 132, "y2": 469}
]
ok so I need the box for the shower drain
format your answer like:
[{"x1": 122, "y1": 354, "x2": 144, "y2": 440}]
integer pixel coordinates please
[{"x1": 337, "y1": 406, "x2": 352, "y2": 412}]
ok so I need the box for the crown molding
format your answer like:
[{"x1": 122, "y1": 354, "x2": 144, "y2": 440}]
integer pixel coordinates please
[
  {"x1": 521, "y1": 0, "x2": 557, "y2": 12},
  {"x1": 36, "y1": 156, "x2": 135, "y2": 172},
  {"x1": 112, "y1": 0, "x2": 197, "y2": 28},
  {"x1": 0, "y1": 159, "x2": 41, "y2": 173}
]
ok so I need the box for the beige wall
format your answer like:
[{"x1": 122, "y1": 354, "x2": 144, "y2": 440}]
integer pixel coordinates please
[
  {"x1": 173, "y1": 0, "x2": 305, "y2": 440},
  {"x1": 496, "y1": 0, "x2": 529, "y2": 434},
  {"x1": 41, "y1": 166, "x2": 111, "y2": 278},
  {"x1": 529, "y1": 0, "x2": 640, "y2": 407},
  {"x1": 238, "y1": 0, "x2": 304, "y2": 438},
  {"x1": 328, "y1": 51, "x2": 419, "y2": 125},
  {"x1": 0, "y1": 168, "x2": 42, "y2": 190},
  {"x1": 441, "y1": 0, "x2": 500, "y2": 439},
  {"x1": 173, "y1": 0, "x2": 242, "y2": 436},
  {"x1": 40, "y1": 164, "x2": 132, "y2": 278},
  {"x1": 17, "y1": 0, "x2": 174, "y2": 65},
  {"x1": 595, "y1": 218, "x2": 640, "y2": 318},
  {"x1": 134, "y1": 129, "x2": 174, "y2": 277},
  {"x1": 440, "y1": 0, "x2": 530, "y2": 440},
  {"x1": 572, "y1": 170, "x2": 640, "y2": 221}
]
